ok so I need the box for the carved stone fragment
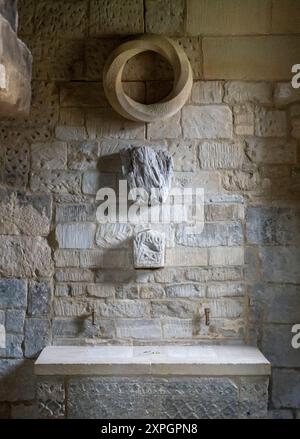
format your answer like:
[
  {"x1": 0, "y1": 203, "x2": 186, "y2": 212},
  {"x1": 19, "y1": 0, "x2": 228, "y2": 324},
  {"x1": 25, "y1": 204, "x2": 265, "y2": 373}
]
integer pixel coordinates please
[
  {"x1": 120, "y1": 146, "x2": 173, "y2": 206},
  {"x1": 133, "y1": 230, "x2": 165, "y2": 268}
]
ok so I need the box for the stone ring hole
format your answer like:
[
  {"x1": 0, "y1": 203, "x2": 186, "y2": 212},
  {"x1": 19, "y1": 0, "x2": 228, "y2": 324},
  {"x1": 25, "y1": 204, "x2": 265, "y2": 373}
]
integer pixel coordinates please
[{"x1": 103, "y1": 35, "x2": 193, "y2": 123}]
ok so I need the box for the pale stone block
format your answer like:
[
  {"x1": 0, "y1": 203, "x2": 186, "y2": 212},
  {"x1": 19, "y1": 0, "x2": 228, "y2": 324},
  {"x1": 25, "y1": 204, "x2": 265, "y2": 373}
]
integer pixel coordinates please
[
  {"x1": 139, "y1": 284, "x2": 165, "y2": 299},
  {"x1": 82, "y1": 171, "x2": 116, "y2": 195},
  {"x1": 233, "y1": 104, "x2": 255, "y2": 136},
  {"x1": 53, "y1": 299, "x2": 87, "y2": 317},
  {"x1": 209, "y1": 247, "x2": 244, "y2": 266},
  {"x1": 95, "y1": 300, "x2": 149, "y2": 318},
  {"x1": 255, "y1": 108, "x2": 287, "y2": 137},
  {"x1": 166, "y1": 247, "x2": 208, "y2": 267},
  {"x1": 274, "y1": 82, "x2": 300, "y2": 105},
  {"x1": 86, "y1": 108, "x2": 145, "y2": 140},
  {"x1": 173, "y1": 170, "x2": 220, "y2": 193},
  {"x1": 145, "y1": 0, "x2": 185, "y2": 34},
  {"x1": 207, "y1": 283, "x2": 245, "y2": 298},
  {"x1": 115, "y1": 319, "x2": 162, "y2": 339},
  {"x1": 148, "y1": 112, "x2": 181, "y2": 140},
  {"x1": 176, "y1": 222, "x2": 243, "y2": 247},
  {"x1": 205, "y1": 204, "x2": 244, "y2": 222},
  {"x1": 55, "y1": 126, "x2": 87, "y2": 141},
  {"x1": 54, "y1": 250, "x2": 80, "y2": 268},
  {"x1": 165, "y1": 283, "x2": 205, "y2": 298},
  {"x1": 167, "y1": 140, "x2": 197, "y2": 171},
  {"x1": 31, "y1": 141, "x2": 67, "y2": 171},
  {"x1": 182, "y1": 105, "x2": 233, "y2": 139},
  {"x1": 56, "y1": 224, "x2": 96, "y2": 249},
  {"x1": 203, "y1": 36, "x2": 300, "y2": 80},
  {"x1": 191, "y1": 81, "x2": 223, "y2": 104},
  {"x1": 31, "y1": 171, "x2": 81, "y2": 194},
  {"x1": 162, "y1": 319, "x2": 193, "y2": 339},
  {"x1": 0, "y1": 237, "x2": 53, "y2": 278},
  {"x1": 89, "y1": 0, "x2": 144, "y2": 36},
  {"x1": 272, "y1": 0, "x2": 300, "y2": 34},
  {"x1": 79, "y1": 250, "x2": 104, "y2": 268},
  {"x1": 224, "y1": 82, "x2": 272, "y2": 105},
  {"x1": 187, "y1": 0, "x2": 271, "y2": 36},
  {"x1": 87, "y1": 284, "x2": 115, "y2": 298},
  {"x1": 96, "y1": 223, "x2": 133, "y2": 248},
  {"x1": 199, "y1": 141, "x2": 244, "y2": 169},
  {"x1": 55, "y1": 269, "x2": 94, "y2": 283}
]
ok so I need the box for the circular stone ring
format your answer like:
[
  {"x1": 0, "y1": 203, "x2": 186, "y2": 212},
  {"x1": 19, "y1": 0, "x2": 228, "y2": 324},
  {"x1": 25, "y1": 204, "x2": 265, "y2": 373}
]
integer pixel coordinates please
[{"x1": 103, "y1": 35, "x2": 193, "y2": 123}]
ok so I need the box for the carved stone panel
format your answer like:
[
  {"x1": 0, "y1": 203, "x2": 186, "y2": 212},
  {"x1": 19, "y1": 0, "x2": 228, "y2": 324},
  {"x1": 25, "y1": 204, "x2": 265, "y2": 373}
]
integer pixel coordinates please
[{"x1": 133, "y1": 230, "x2": 165, "y2": 268}]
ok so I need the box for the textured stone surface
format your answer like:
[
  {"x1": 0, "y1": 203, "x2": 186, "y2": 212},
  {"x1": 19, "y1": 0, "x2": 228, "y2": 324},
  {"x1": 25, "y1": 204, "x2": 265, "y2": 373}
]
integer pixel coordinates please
[
  {"x1": 191, "y1": 81, "x2": 223, "y2": 104},
  {"x1": 67, "y1": 377, "x2": 239, "y2": 419},
  {"x1": 260, "y1": 246, "x2": 300, "y2": 283},
  {"x1": 115, "y1": 319, "x2": 162, "y2": 339},
  {"x1": 0, "y1": 237, "x2": 53, "y2": 278},
  {"x1": 121, "y1": 146, "x2": 173, "y2": 205},
  {"x1": 224, "y1": 82, "x2": 272, "y2": 105},
  {"x1": 0, "y1": 279, "x2": 27, "y2": 308},
  {"x1": 255, "y1": 108, "x2": 287, "y2": 137},
  {"x1": 272, "y1": 369, "x2": 300, "y2": 408},
  {"x1": 133, "y1": 230, "x2": 165, "y2": 268},
  {"x1": 145, "y1": 0, "x2": 184, "y2": 34},
  {"x1": 0, "y1": 359, "x2": 35, "y2": 401},
  {"x1": 24, "y1": 318, "x2": 50, "y2": 358},
  {"x1": 176, "y1": 222, "x2": 243, "y2": 247},
  {"x1": 182, "y1": 106, "x2": 233, "y2": 139},
  {"x1": 96, "y1": 223, "x2": 133, "y2": 248},
  {"x1": 89, "y1": 0, "x2": 143, "y2": 36},
  {"x1": 31, "y1": 141, "x2": 67, "y2": 171},
  {"x1": 0, "y1": 191, "x2": 52, "y2": 236},
  {"x1": 239, "y1": 377, "x2": 269, "y2": 418},
  {"x1": 199, "y1": 142, "x2": 244, "y2": 169},
  {"x1": 37, "y1": 377, "x2": 65, "y2": 419},
  {"x1": 28, "y1": 280, "x2": 52, "y2": 316},
  {"x1": 56, "y1": 223, "x2": 96, "y2": 249}
]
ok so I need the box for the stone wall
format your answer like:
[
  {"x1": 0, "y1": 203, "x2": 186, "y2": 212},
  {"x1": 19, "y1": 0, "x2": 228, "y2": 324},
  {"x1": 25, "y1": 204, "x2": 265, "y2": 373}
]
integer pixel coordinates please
[{"x1": 0, "y1": 0, "x2": 300, "y2": 419}]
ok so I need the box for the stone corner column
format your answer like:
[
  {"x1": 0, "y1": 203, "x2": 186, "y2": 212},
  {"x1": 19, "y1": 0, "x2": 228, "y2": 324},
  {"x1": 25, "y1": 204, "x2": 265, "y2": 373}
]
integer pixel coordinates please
[{"x1": 0, "y1": 0, "x2": 32, "y2": 118}]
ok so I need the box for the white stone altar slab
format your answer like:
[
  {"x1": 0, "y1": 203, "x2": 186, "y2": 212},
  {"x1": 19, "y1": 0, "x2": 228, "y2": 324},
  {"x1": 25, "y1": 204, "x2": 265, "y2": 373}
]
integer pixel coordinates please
[{"x1": 35, "y1": 345, "x2": 271, "y2": 376}]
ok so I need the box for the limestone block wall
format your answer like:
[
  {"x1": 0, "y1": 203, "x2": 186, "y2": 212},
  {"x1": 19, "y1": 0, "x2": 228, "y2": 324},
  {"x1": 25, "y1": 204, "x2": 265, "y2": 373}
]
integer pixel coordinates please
[{"x1": 0, "y1": 0, "x2": 299, "y2": 419}]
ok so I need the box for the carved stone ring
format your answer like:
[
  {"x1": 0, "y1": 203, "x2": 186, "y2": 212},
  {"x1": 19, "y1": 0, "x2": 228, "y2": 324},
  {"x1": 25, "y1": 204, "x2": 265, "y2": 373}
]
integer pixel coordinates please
[{"x1": 103, "y1": 35, "x2": 193, "y2": 123}]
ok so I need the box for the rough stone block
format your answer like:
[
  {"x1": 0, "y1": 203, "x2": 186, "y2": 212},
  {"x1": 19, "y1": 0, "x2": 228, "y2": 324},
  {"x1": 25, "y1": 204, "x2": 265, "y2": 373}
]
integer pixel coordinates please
[
  {"x1": 55, "y1": 126, "x2": 87, "y2": 141},
  {"x1": 95, "y1": 300, "x2": 148, "y2": 318},
  {"x1": 52, "y1": 318, "x2": 115, "y2": 339},
  {"x1": 31, "y1": 141, "x2": 67, "y2": 171},
  {"x1": 24, "y1": 318, "x2": 50, "y2": 358},
  {"x1": 37, "y1": 377, "x2": 65, "y2": 419},
  {"x1": 54, "y1": 250, "x2": 80, "y2": 268},
  {"x1": 274, "y1": 82, "x2": 300, "y2": 105},
  {"x1": 246, "y1": 206, "x2": 300, "y2": 245},
  {"x1": 68, "y1": 141, "x2": 100, "y2": 171},
  {"x1": 1, "y1": 333, "x2": 23, "y2": 358},
  {"x1": 182, "y1": 105, "x2": 233, "y2": 139},
  {"x1": 5, "y1": 309, "x2": 25, "y2": 333},
  {"x1": 28, "y1": 280, "x2": 52, "y2": 316},
  {"x1": 56, "y1": 223, "x2": 96, "y2": 249},
  {"x1": 255, "y1": 108, "x2": 287, "y2": 137},
  {"x1": 233, "y1": 104, "x2": 255, "y2": 136},
  {"x1": 259, "y1": 246, "x2": 300, "y2": 283},
  {"x1": 0, "y1": 15, "x2": 32, "y2": 117},
  {"x1": 30, "y1": 170, "x2": 81, "y2": 194},
  {"x1": 191, "y1": 81, "x2": 223, "y2": 104},
  {"x1": 0, "y1": 359, "x2": 35, "y2": 401},
  {"x1": 187, "y1": 0, "x2": 271, "y2": 36},
  {"x1": 0, "y1": 279, "x2": 27, "y2": 308},
  {"x1": 245, "y1": 138, "x2": 297, "y2": 165},
  {"x1": 96, "y1": 223, "x2": 133, "y2": 249},
  {"x1": 165, "y1": 283, "x2": 205, "y2": 298},
  {"x1": 55, "y1": 269, "x2": 94, "y2": 283},
  {"x1": 0, "y1": 190, "x2": 52, "y2": 236},
  {"x1": 147, "y1": 113, "x2": 181, "y2": 140},
  {"x1": 224, "y1": 82, "x2": 272, "y2": 105},
  {"x1": 0, "y1": 324, "x2": 5, "y2": 349},
  {"x1": 207, "y1": 283, "x2": 245, "y2": 298},
  {"x1": 145, "y1": 0, "x2": 184, "y2": 34},
  {"x1": 115, "y1": 319, "x2": 162, "y2": 339},
  {"x1": 239, "y1": 377, "x2": 269, "y2": 418},
  {"x1": 0, "y1": 236, "x2": 53, "y2": 278},
  {"x1": 203, "y1": 36, "x2": 300, "y2": 80},
  {"x1": 199, "y1": 141, "x2": 244, "y2": 169},
  {"x1": 89, "y1": 0, "x2": 144, "y2": 36},
  {"x1": 35, "y1": 0, "x2": 87, "y2": 38},
  {"x1": 176, "y1": 222, "x2": 243, "y2": 247},
  {"x1": 167, "y1": 140, "x2": 197, "y2": 171},
  {"x1": 133, "y1": 230, "x2": 165, "y2": 268},
  {"x1": 67, "y1": 377, "x2": 239, "y2": 419},
  {"x1": 272, "y1": 369, "x2": 300, "y2": 408},
  {"x1": 166, "y1": 247, "x2": 208, "y2": 267}
]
